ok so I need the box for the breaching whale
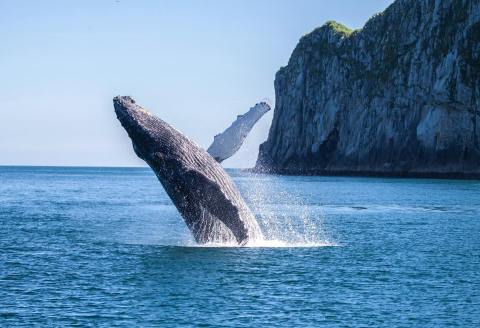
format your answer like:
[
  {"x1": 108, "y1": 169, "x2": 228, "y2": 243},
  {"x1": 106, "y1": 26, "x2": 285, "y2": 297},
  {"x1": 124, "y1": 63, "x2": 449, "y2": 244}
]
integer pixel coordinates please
[{"x1": 113, "y1": 96, "x2": 263, "y2": 245}]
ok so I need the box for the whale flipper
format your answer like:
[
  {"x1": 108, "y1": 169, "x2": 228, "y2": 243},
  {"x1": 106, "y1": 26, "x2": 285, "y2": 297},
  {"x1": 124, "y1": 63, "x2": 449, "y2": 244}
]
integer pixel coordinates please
[
  {"x1": 207, "y1": 102, "x2": 271, "y2": 163},
  {"x1": 113, "y1": 96, "x2": 263, "y2": 245}
]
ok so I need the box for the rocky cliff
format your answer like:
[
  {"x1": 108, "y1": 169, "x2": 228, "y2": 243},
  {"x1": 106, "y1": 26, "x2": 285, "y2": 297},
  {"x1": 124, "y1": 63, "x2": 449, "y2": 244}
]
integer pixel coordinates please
[{"x1": 256, "y1": 0, "x2": 480, "y2": 178}]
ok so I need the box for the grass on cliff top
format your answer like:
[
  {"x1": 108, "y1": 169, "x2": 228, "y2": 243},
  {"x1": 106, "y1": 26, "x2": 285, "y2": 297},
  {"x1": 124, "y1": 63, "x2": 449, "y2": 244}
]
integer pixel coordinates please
[
  {"x1": 324, "y1": 20, "x2": 354, "y2": 37},
  {"x1": 300, "y1": 20, "x2": 355, "y2": 41}
]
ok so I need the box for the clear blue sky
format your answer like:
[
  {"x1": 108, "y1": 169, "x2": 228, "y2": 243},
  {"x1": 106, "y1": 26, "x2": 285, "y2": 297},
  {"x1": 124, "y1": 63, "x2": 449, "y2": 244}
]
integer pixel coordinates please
[{"x1": 1, "y1": 0, "x2": 393, "y2": 167}]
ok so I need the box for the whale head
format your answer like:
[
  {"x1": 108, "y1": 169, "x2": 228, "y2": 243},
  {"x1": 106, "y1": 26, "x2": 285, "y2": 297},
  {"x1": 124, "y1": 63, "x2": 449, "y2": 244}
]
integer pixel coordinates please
[{"x1": 113, "y1": 96, "x2": 166, "y2": 161}]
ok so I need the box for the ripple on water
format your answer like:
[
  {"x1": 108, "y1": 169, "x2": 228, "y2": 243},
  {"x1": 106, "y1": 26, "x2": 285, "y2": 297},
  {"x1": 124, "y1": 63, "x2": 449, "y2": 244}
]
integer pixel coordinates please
[{"x1": 1, "y1": 167, "x2": 479, "y2": 327}]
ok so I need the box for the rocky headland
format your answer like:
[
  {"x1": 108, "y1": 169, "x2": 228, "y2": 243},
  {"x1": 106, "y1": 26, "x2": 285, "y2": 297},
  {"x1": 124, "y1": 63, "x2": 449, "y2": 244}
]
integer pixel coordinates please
[{"x1": 256, "y1": 0, "x2": 480, "y2": 178}]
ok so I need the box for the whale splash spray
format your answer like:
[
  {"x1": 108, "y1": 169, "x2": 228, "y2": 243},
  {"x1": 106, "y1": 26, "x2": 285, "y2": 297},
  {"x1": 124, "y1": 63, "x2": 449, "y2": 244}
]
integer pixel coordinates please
[{"x1": 114, "y1": 96, "x2": 333, "y2": 248}]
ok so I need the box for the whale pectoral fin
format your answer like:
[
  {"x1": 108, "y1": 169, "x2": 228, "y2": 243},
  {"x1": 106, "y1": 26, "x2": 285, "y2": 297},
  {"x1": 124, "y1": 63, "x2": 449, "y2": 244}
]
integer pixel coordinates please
[
  {"x1": 207, "y1": 102, "x2": 271, "y2": 163},
  {"x1": 183, "y1": 169, "x2": 249, "y2": 244}
]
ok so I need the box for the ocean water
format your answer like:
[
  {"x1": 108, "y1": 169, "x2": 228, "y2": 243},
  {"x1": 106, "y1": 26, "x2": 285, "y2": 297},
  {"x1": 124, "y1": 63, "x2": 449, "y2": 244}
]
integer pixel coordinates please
[{"x1": 1, "y1": 166, "x2": 479, "y2": 327}]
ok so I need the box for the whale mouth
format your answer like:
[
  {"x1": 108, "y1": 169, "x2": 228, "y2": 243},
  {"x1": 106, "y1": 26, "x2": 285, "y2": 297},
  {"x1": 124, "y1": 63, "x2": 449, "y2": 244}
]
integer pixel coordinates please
[
  {"x1": 113, "y1": 96, "x2": 141, "y2": 130},
  {"x1": 113, "y1": 96, "x2": 158, "y2": 161},
  {"x1": 113, "y1": 96, "x2": 137, "y2": 132}
]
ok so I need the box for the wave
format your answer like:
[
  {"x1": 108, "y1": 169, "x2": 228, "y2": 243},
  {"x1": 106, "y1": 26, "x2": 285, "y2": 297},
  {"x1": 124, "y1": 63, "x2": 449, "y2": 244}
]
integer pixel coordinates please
[{"x1": 182, "y1": 238, "x2": 339, "y2": 248}]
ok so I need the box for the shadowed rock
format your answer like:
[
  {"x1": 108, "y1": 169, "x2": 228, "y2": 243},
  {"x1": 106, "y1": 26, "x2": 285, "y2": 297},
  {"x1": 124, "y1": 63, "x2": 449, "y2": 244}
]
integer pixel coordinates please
[
  {"x1": 113, "y1": 96, "x2": 262, "y2": 245},
  {"x1": 207, "y1": 102, "x2": 271, "y2": 162}
]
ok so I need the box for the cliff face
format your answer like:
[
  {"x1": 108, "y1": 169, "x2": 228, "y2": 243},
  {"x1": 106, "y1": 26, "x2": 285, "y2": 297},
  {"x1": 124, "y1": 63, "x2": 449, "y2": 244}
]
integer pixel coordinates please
[{"x1": 256, "y1": 0, "x2": 480, "y2": 177}]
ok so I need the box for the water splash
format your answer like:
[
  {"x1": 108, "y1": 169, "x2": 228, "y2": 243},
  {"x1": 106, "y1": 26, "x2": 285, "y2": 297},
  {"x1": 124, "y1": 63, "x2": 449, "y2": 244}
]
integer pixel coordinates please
[
  {"x1": 186, "y1": 240, "x2": 337, "y2": 248},
  {"x1": 117, "y1": 170, "x2": 336, "y2": 248},
  {"x1": 233, "y1": 171, "x2": 335, "y2": 248}
]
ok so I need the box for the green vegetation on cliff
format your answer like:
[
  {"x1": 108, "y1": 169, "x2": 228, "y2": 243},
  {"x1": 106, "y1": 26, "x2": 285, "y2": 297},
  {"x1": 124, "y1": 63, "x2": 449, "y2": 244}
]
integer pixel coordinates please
[{"x1": 324, "y1": 20, "x2": 354, "y2": 37}]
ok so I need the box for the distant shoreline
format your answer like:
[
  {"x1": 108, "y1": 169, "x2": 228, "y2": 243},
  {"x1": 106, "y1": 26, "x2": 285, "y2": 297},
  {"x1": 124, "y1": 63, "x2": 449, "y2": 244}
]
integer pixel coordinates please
[{"x1": 247, "y1": 168, "x2": 480, "y2": 180}]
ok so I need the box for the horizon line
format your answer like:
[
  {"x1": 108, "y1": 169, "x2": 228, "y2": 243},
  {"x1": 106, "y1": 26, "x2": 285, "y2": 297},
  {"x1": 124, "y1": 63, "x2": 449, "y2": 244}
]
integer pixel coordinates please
[{"x1": 0, "y1": 164, "x2": 249, "y2": 170}]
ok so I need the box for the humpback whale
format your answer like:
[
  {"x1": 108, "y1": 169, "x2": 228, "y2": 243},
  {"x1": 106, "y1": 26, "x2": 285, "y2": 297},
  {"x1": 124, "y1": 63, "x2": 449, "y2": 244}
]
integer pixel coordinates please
[{"x1": 113, "y1": 96, "x2": 263, "y2": 245}]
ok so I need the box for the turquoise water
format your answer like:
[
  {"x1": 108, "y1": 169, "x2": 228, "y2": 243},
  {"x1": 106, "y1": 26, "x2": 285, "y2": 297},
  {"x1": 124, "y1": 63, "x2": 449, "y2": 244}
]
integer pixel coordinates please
[{"x1": 1, "y1": 166, "x2": 479, "y2": 327}]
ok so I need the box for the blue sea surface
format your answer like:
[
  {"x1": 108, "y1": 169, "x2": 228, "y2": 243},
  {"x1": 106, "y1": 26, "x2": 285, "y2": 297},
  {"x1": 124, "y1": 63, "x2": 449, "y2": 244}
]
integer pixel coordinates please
[{"x1": 1, "y1": 166, "x2": 479, "y2": 327}]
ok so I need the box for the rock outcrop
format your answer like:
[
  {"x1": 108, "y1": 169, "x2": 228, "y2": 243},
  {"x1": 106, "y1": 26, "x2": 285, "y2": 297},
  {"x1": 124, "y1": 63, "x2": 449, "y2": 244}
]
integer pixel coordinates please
[
  {"x1": 207, "y1": 102, "x2": 271, "y2": 162},
  {"x1": 256, "y1": 0, "x2": 480, "y2": 178}
]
